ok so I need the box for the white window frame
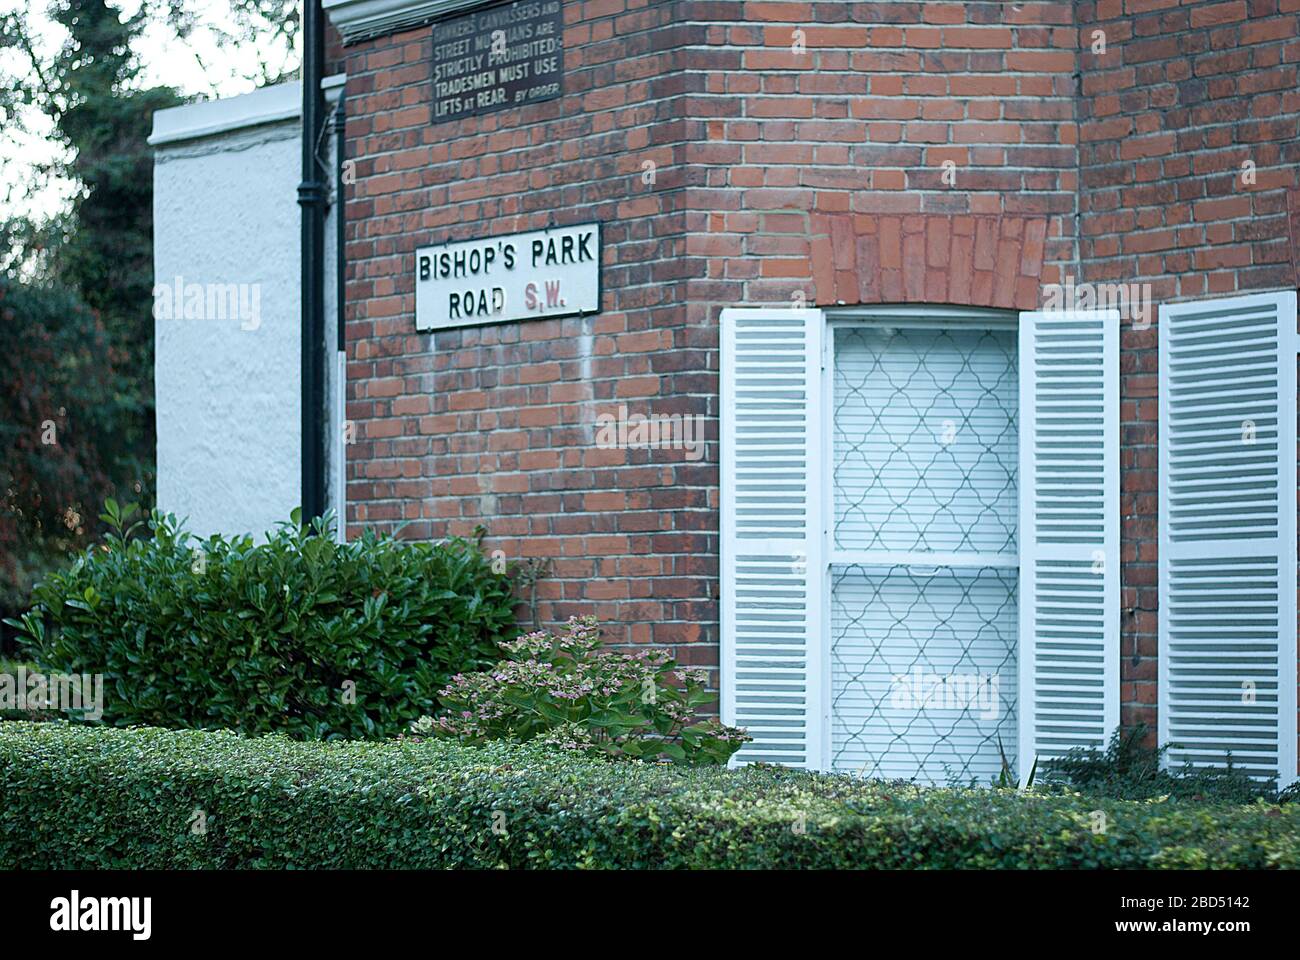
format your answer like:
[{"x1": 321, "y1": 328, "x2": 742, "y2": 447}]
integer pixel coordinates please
[{"x1": 820, "y1": 305, "x2": 1021, "y2": 773}]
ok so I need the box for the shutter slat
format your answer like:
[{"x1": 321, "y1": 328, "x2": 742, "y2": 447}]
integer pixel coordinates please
[
  {"x1": 722, "y1": 308, "x2": 825, "y2": 768},
  {"x1": 1160, "y1": 290, "x2": 1297, "y2": 787},
  {"x1": 1018, "y1": 310, "x2": 1120, "y2": 781}
]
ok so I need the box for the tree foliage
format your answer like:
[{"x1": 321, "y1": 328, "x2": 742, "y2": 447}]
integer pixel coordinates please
[
  {"x1": 0, "y1": 1, "x2": 181, "y2": 636},
  {"x1": 0, "y1": 274, "x2": 120, "y2": 615},
  {"x1": 0, "y1": 1, "x2": 304, "y2": 640}
]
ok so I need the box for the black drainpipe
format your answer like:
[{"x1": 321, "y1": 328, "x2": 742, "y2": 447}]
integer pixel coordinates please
[
  {"x1": 298, "y1": 0, "x2": 327, "y2": 524},
  {"x1": 334, "y1": 86, "x2": 346, "y2": 391}
]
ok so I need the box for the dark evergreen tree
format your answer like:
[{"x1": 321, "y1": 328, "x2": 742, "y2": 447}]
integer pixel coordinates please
[
  {"x1": 0, "y1": 275, "x2": 118, "y2": 618},
  {"x1": 0, "y1": 1, "x2": 180, "y2": 638}
]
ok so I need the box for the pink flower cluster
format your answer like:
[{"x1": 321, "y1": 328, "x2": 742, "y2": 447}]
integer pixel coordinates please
[{"x1": 411, "y1": 616, "x2": 750, "y2": 765}]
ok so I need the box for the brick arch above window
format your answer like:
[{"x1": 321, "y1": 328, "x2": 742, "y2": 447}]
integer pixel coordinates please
[{"x1": 810, "y1": 213, "x2": 1049, "y2": 312}]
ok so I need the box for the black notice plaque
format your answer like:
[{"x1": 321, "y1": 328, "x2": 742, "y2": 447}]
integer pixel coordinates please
[{"x1": 431, "y1": 1, "x2": 564, "y2": 123}]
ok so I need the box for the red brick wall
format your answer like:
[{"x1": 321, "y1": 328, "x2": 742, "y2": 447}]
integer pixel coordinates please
[
  {"x1": 337, "y1": 0, "x2": 1300, "y2": 753},
  {"x1": 339, "y1": 1, "x2": 712, "y2": 657},
  {"x1": 341, "y1": 0, "x2": 1086, "y2": 667},
  {"x1": 686, "y1": 0, "x2": 1080, "y2": 319},
  {"x1": 1077, "y1": 0, "x2": 1300, "y2": 738}
]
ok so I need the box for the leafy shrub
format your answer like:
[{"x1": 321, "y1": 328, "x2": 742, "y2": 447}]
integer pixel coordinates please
[
  {"x1": 4, "y1": 503, "x2": 518, "y2": 739},
  {"x1": 412, "y1": 615, "x2": 749, "y2": 765},
  {"x1": 2, "y1": 722, "x2": 1298, "y2": 869},
  {"x1": 1044, "y1": 725, "x2": 1276, "y2": 804}
]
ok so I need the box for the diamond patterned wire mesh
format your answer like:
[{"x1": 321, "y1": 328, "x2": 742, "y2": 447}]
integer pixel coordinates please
[{"x1": 831, "y1": 324, "x2": 1019, "y2": 785}]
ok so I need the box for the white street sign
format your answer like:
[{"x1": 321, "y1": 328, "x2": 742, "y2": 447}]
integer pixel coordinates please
[{"x1": 414, "y1": 222, "x2": 600, "y2": 331}]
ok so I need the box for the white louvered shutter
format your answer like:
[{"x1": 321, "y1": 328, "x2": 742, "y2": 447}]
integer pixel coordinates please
[
  {"x1": 1159, "y1": 290, "x2": 1297, "y2": 786},
  {"x1": 1018, "y1": 309, "x2": 1120, "y2": 781},
  {"x1": 720, "y1": 307, "x2": 826, "y2": 768}
]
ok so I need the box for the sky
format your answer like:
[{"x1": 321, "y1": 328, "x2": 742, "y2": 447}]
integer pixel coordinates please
[{"x1": 0, "y1": 0, "x2": 297, "y2": 221}]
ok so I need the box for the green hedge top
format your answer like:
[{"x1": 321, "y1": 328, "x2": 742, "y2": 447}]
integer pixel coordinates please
[{"x1": 2, "y1": 722, "x2": 1298, "y2": 869}]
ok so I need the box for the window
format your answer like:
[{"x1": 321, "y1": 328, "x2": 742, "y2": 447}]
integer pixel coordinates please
[
  {"x1": 721, "y1": 305, "x2": 1120, "y2": 781},
  {"x1": 828, "y1": 311, "x2": 1018, "y2": 784}
]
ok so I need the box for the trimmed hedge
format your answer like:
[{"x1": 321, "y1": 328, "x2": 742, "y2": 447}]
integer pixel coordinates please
[{"x1": 2, "y1": 722, "x2": 1298, "y2": 869}]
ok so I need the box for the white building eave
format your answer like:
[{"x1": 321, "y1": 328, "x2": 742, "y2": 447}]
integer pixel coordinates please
[
  {"x1": 148, "y1": 74, "x2": 346, "y2": 148},
  {"x1": 323, "y1": 0, "x2": 487, "y2": 44}
]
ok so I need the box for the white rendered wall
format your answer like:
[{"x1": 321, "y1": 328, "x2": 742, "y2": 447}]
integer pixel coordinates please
[{"x1": 151, "y1": 80, "x2": 341, "y2": 540}]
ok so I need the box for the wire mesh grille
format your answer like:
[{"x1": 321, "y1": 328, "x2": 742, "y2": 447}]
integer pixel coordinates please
[
  {"x1": 831, "y1": 324, "x2": 1019, "y2": 785},
  {"x1": 834, "y1": 326, "x2": 1018, "y2": 554}
]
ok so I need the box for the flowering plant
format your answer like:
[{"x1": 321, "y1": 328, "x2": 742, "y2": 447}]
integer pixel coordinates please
[{"x1": 410, "y1": 616, "x2": 750, "y2": 765}]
